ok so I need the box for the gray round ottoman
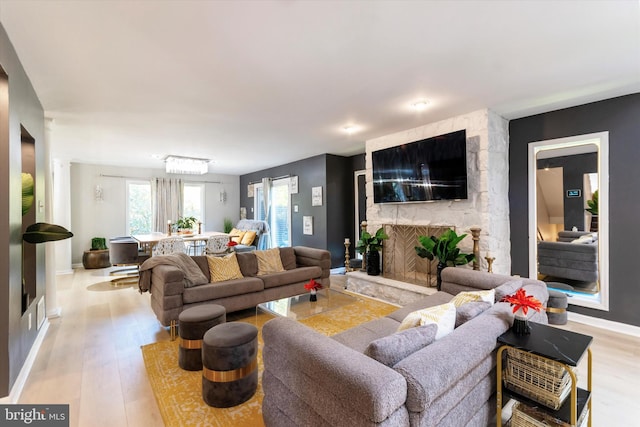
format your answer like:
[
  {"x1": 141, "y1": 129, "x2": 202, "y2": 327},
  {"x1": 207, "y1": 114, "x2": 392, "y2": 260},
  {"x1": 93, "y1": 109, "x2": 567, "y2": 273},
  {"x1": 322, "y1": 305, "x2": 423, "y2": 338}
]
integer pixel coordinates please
[
  {"x1": 202, "y1": 322, "x2": 259, "y2": 408},
  {"x1": 546, "y1": 289, "x2": 568, "y2": 325},
  {"x1": 178, "y1": 304, "x2": 226, "y2": 371}
]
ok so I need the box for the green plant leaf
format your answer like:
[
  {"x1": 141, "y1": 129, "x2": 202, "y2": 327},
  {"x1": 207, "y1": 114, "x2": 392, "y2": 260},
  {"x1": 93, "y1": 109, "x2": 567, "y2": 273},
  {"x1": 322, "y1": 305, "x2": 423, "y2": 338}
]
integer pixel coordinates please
[
  {"x1": 23, "y1": 223, "x2": 73, "y2": 244},
  {"x1": 22, "y1": 173, "x2": 34, "y2": 216},
  {"x1": 414, "y1": 228, "x2": 473, "y2": 266}
]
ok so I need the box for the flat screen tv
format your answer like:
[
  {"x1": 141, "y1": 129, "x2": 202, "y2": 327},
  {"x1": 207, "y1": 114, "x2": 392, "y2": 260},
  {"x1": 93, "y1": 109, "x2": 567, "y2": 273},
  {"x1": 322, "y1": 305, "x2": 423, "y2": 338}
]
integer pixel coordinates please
[{"x1": 372, "y1": 129, "x2": 468, "y2": 203}]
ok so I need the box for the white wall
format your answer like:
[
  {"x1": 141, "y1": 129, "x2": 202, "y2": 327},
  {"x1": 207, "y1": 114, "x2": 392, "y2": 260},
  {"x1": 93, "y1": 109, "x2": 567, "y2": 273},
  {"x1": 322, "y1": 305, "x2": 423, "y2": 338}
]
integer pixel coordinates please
[
  {"x1": 365, "y1": 108, "x2": 511, "y2": 274},
  {"x1": 69, "y1": 163, "x2": 240, "y2": 265}
]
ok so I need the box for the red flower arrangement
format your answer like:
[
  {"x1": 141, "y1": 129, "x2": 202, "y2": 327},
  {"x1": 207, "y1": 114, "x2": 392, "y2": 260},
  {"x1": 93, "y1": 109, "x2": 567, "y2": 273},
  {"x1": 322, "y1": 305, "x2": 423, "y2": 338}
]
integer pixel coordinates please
[
  {"x1": 501, "y1": 288, "x2": 543, "y2": 316},
  {"x1": 304, "y1": 278, "x2": 323, "y2": 292}
]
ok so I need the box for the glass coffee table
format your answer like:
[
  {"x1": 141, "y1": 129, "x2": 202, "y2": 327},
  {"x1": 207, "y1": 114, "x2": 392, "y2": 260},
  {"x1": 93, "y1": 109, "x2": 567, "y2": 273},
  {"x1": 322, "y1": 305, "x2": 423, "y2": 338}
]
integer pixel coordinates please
[{"x1": 257, "y1": 289, "x2": 356, "y2": 320}]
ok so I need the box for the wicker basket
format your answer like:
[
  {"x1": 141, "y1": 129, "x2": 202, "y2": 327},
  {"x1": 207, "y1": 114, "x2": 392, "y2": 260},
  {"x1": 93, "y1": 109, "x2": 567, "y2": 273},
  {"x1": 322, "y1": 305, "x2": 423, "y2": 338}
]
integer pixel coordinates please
[
  {"x1": 511, "y1": 401, "x2": 588, "y2": 427},
  {"x1": 504, "y1": 348, "x2": 574, "y2": 410}
]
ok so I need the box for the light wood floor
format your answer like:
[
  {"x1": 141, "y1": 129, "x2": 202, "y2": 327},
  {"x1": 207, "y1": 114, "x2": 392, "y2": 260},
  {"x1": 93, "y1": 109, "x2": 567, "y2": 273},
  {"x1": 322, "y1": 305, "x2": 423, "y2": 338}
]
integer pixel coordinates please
[{"x1": 17, "y1": 268, "x2": 640, "y2": 426}]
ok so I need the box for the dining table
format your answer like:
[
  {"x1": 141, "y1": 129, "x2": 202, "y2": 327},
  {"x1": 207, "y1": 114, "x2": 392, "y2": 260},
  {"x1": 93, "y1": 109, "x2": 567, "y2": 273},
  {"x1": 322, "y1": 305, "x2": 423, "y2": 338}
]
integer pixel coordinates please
[{"x1": 132, "y1": 231, "x2": 229, "y2": 255}]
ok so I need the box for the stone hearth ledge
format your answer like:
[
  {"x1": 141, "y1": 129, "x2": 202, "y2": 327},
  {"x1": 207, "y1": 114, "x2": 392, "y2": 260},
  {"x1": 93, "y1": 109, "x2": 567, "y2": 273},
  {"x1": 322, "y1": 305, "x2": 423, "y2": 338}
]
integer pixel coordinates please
[{"x1": 346, "y1": 271, "x2": 436, "y2": 306}]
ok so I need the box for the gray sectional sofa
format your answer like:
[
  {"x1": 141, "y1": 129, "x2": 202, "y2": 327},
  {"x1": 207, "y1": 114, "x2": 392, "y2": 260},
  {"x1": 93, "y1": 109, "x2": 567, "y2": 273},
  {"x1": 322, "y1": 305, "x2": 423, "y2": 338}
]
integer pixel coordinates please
[
  {"x1": 538, "y1": 230, "x2": 598, "y2": 282},
  {"x1": 140, "y1": 246, "x2": 331, "y2": 332},
  {"x1": 262, "y1": 268, "x2": 549, "y2": 427}
]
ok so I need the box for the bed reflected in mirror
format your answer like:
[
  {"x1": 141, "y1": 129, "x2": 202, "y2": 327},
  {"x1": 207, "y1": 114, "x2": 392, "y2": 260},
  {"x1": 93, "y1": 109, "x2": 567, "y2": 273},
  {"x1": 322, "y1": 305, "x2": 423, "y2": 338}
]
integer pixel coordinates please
[{"x1": 528, "y1": 132, "x2": 609, "y2": 311}]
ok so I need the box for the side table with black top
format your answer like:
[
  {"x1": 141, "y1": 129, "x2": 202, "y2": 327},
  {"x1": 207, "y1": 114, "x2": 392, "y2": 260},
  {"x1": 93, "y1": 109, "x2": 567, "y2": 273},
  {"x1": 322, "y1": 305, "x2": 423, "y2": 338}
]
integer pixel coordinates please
[{"x1": 496, "y1": 322, "x2": 592, "y2": 426}]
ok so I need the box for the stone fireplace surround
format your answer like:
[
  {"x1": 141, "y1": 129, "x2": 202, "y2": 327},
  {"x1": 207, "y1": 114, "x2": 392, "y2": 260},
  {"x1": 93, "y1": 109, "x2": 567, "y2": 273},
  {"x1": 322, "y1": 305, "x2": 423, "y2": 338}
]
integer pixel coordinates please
[{"x1": 347, "y1": 109, "x2": 510, "y2": 305}]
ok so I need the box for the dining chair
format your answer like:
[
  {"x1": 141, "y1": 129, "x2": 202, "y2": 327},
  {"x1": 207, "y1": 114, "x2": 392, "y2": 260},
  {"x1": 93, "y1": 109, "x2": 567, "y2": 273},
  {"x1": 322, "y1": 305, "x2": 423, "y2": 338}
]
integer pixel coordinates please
[
  {"x1": 153, "y1": 236, "x2": 186, "y2": 256},
  {"x1": 109, "y1": 237, "x2": 150, "y2": 285},
  {"x1": 204, "y1": 235, "x2": 229, "y2": 256}
]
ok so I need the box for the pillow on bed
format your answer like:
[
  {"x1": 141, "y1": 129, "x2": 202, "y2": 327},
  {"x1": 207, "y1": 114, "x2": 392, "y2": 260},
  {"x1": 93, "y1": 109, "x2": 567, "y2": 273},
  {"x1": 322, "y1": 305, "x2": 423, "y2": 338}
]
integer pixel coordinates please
[{"x1": 365, "y1": 324, "x2": 437, "y2": 367}]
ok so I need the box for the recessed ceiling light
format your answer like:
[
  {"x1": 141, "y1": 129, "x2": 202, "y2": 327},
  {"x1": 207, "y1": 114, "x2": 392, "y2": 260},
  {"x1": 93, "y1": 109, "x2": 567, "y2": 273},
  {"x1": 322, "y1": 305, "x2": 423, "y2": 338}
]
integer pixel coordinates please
[
  {"x1": 151, "y1": 153, "x2": 163, "y2": 159},
  {"x1": 412, "y1": 100, "x2": 430, "y2": 111}
]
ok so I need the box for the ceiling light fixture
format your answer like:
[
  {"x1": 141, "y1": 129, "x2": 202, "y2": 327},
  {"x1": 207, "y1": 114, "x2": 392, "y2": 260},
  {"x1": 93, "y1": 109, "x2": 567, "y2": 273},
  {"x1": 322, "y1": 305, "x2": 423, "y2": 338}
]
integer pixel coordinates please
[
  {"x1": 412, "y1": 100, "x2": 430, "y2": 111},
  {"x1": 165, "y1": 155, "x2": 210, "y2": 175},
  {"x1": 343, "y1": 125, "x2": 358, "y2": 134}
]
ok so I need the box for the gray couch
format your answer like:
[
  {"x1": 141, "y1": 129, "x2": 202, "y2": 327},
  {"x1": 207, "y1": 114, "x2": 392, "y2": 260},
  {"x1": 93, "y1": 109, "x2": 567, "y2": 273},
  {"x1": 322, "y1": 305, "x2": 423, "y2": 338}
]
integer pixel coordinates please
[
  {"x1": 144, "y1": 246, "x2": 330, "y2": 332},
  {"x1": 262, "y1": 268, "x2": 549, "y2": 427},
  {"x1": 538, "y1": 230, "x2": 598, "y2": 282}
]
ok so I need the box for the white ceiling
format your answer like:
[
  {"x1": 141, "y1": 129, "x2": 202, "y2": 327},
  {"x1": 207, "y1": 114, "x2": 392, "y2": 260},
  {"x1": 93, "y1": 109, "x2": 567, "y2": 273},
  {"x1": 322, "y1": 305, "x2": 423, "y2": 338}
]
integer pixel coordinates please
[{"x1": 0, "y1": 0, "x2": 638, "y2": 175}]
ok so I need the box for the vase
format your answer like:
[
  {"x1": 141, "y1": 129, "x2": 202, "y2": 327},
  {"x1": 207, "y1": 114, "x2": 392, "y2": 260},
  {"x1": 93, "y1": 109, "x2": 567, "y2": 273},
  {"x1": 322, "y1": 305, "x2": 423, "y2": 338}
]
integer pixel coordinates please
[
  {"x1": 310, "y1": 289, "x2": 317, "y2": 302},
  {"x1": 436, "y1": 262, "x2": 446, "y2": 291},
  {"x1": 367, "y1": 251, "x2": 381, "y2": 276},
  {"x1": 512, "y1": 307, "x2": 531, "y2": 335}
]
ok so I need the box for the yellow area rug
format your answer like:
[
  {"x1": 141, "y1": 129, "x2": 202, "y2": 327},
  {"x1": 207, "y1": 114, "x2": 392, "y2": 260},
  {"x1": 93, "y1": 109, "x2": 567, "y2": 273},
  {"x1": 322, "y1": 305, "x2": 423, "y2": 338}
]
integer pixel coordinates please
[{"x1": 141, "y1": 292, "x2": 397, "y2": 427}]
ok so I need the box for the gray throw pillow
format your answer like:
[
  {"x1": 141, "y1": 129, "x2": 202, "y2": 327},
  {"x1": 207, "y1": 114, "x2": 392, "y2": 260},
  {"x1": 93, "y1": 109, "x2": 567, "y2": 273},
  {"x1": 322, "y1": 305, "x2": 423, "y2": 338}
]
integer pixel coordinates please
[
  {"x1": 364, "y1": 323, "x2": 437, "y2": 367},
  {"x1": 494, "y1": 279, "x2": 523, "y2": 302},
  {"x1": 455, "y1": 301, "x2": 492, "y2": 328}
]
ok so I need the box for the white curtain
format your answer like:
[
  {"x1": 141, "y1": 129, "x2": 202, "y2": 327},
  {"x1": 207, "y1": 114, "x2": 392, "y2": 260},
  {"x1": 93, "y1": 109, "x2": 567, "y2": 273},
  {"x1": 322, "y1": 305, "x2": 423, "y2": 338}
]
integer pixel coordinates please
[
  {"x1": 153, "y1": 178, "x2": 183, "y2": 232},
  {"x1": 261, "y1": 177, "x2": 273, "y2": 248}
]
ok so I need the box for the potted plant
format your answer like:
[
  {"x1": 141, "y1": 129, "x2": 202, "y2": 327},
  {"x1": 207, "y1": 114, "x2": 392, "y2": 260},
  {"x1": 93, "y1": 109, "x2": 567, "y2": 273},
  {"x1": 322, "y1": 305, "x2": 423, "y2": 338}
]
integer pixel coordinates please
[
  {"x1": 91, "y1": 237, "x2": 107, "y2": 250},
  {"x1": 304, "y1": 278, "x2": 323, "y2": 302},
  {"x1": 356, "y1": 227, "x2": 389, "y2": 276},
  {"x1": 175, "y1": 216, "x2": 198, "y2": 234},
  {"x1": 414, "y1": 228, "x2": 474, "y2": 290},
  {"x1": 83, "y1": 237, "x2": 110, "y2": 269},
  {"x1": 223, "y1": 217, "x2": 234, "y2": 234},
  {"x1": 585, "y1": 190, "x2": 598, "y2": 232}
]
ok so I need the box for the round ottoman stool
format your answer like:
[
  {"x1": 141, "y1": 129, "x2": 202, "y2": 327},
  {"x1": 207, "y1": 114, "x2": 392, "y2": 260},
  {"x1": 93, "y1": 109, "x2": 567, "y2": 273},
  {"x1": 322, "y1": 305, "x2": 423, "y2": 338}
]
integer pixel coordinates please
[
  {"x1": 546, "y1": 289, "x2": 568, "y2": 325},
  {"x1": 178, "y1": 304, "x2": 226, "y2": 371},
  {"x1": 202, "y1": 322, "x2": 259, "y2": 408}
]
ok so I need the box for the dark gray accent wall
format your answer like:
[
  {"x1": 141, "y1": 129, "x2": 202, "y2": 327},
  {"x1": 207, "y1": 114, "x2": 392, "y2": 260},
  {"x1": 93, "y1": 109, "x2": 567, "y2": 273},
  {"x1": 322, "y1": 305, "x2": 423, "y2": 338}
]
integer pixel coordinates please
[
  {"x1": 510, "y1": 93, "x2": 640, "y2": 326},
  {"x1": 240, "y1": 153, "x2": 361, "y2": 268},
  {"x1": 0, "y1": 23, "x2": 46, "y2": 397}
]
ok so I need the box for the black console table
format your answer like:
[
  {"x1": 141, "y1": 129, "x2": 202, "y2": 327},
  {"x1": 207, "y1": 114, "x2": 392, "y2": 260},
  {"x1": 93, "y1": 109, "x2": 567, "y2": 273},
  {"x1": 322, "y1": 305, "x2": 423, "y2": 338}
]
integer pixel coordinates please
[{"x1": 496, "y1": 322, "x2": 592, "y2": 426}]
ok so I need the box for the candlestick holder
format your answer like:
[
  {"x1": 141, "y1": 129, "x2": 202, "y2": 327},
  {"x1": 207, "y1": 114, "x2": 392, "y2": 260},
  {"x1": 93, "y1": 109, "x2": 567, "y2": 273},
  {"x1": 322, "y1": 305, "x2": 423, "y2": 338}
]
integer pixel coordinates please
[
  {"x1": 470, "y1": 226, "x2": 481, "y2": 271},
  {"x1": 198, "y1": 222, "x2": 202, "y2": 234},
  {"x1": 167, "y1": 223, "x2": 172, "y2": 236},
  {"x1": 344, "y1": 241, "x2": 351, "y2": 272},
  {"x1": 485, "y1": 256, "x2": 495, "y2": 273}
]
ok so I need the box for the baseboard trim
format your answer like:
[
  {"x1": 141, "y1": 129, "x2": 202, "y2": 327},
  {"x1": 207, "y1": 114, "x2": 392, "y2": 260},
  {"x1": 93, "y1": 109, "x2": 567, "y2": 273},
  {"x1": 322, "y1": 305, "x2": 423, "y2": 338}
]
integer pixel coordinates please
[
  {"x1": 568, "y1": 312, "x2": 640, "y2": 338},
  {"x1": 0, "y1": 319, "x2": 50, "y2": 403}
]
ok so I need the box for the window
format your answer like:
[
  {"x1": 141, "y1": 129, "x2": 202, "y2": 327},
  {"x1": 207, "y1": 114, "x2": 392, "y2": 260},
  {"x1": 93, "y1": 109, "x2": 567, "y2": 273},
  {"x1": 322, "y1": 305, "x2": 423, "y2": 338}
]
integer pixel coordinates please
[
  {"x1": 127, "y1": 180, "x2": 152, "y2": 235},
  {"x1": 183, "y1": 182, "x2": 205, "y2": 225}
]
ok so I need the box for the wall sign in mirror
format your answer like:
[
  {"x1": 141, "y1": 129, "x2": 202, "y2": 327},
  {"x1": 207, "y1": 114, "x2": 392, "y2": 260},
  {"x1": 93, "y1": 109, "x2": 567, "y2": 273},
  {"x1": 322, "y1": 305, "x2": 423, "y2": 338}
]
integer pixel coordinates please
[{"x1": 528, "y1": 131, "x2": 609, "y2": 311}]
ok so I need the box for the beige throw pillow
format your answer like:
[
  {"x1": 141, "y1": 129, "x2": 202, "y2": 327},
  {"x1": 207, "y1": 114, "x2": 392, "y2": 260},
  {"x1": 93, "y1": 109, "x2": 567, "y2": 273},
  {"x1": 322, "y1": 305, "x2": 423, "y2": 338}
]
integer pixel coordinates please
[
  {"x1": 255, "y1": 248, "x2": 285, "y2": 276},
  {"x1": 450, "y1": 289, "x2": 495, "y2": 307},
  {"x1": 397, "y1": 302, "x2": 456, "y2": 340},
  {"x1": 207, "y1": 253, "x2": 244, "y2": 283}
]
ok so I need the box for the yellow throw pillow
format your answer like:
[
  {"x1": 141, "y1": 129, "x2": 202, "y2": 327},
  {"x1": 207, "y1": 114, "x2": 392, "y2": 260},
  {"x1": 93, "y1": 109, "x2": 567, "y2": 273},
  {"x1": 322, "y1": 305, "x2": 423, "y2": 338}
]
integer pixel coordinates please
[
  {"x1": 450, "y1": 289, "x2": 496, "y2": 307},
  {"x1": 229, "y1": 228, "x2": 246, "y2": 244},
  {"x1": 240, "y1": 230, "x2": 257, "y2": 246},
  {"x1": 255, "y1": 248, "x2": 285, "y2": 276},
  {"x1": 397, "y1": 302, "x2": 456, "y2": 340},
  {"x1": 206, "y1": 253, "x2": 244, "y2": 283}
]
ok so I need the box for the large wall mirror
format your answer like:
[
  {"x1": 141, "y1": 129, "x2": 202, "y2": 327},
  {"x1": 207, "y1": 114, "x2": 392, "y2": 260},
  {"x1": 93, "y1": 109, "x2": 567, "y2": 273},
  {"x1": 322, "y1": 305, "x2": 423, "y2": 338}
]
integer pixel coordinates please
[{"x1": 528, "y1": 132, "x2": 609, "y2": 311}]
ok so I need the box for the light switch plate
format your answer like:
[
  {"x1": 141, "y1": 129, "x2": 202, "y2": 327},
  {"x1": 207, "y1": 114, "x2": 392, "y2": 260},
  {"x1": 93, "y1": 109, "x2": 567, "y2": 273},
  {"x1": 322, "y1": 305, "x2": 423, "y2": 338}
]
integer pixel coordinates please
[{"x1": 294, "y1": 205, "x2": 299, "y2": 212}]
